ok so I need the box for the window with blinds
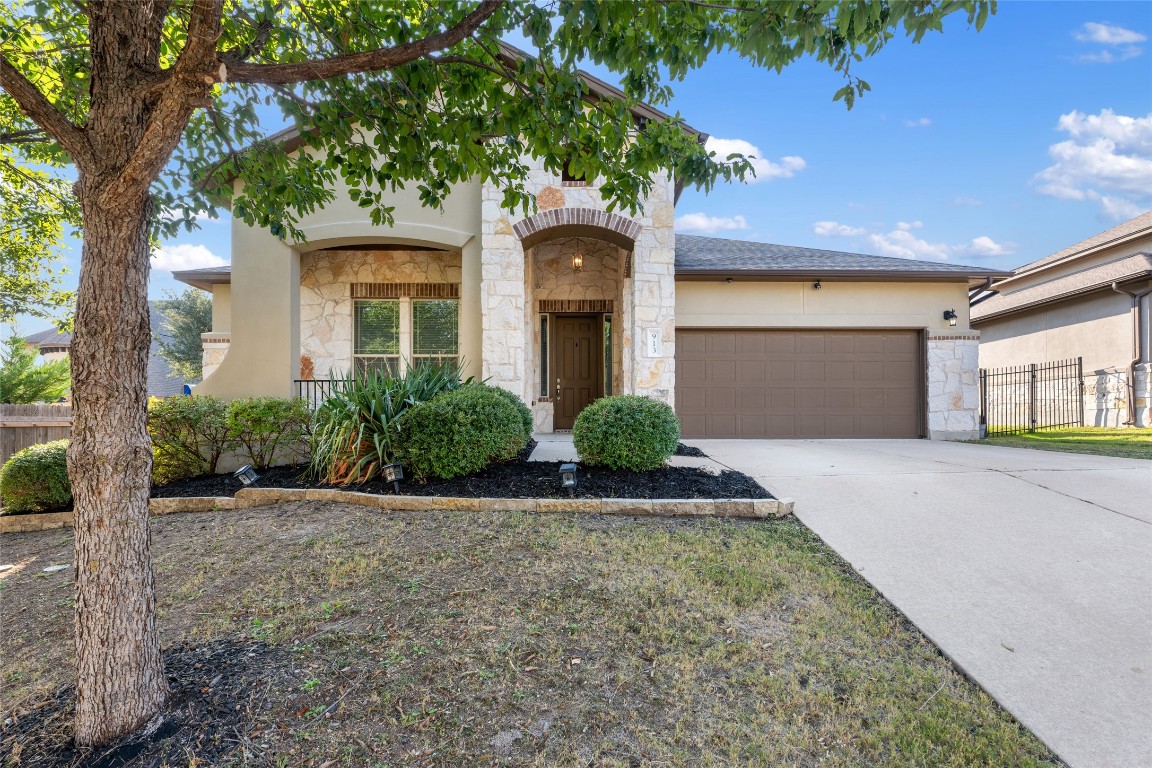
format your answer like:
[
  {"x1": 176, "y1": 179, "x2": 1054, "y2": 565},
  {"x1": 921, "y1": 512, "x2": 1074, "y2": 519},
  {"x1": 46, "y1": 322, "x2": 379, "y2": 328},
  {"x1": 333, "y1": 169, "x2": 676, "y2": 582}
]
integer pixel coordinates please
[
  {"x1": 412, "y1": 299, "x2": 459, "y2": 368},
  {"x1": 354, "y1": 300, "x2": 400, "y2": 376}
]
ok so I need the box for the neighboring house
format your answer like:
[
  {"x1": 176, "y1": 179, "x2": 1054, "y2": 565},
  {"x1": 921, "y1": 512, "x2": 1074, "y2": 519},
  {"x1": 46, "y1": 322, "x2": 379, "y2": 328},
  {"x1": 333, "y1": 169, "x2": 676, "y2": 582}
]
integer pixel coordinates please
[
  {"x1": 971, "y1": 212, "x2": 1152, "y2": 428},
  {"x1": 23, "y1": 304, "x2": 188, "y2": 398},
  {"x1": 177, "y1": 82, "x2": 1004, "y2": 441}
]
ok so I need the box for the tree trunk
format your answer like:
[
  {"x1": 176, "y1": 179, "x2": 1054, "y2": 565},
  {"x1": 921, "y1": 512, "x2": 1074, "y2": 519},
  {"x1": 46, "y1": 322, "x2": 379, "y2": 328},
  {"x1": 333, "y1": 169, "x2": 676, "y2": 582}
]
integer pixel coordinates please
[{"x1": 69, "y1": 177, "x2": 167, "y2": 746}]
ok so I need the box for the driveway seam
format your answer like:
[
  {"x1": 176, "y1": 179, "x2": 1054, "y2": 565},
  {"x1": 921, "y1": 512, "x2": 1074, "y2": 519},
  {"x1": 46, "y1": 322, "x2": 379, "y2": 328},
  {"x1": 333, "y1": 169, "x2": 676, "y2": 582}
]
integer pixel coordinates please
[{"x1": 998, "y1": 469, "x2": 1150, "y2": 525}]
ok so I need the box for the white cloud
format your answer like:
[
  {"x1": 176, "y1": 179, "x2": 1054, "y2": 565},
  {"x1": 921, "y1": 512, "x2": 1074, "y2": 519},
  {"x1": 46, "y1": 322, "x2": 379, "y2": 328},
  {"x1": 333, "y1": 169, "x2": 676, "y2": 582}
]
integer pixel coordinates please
[
  {"x1": 1033, "y1": 109, "x2": 1152, "y2": 220},
  {"x1": 904, "y1": 117, "x2": 932, "y2": 128},
  {"x1": 1074, "y1": 22, "x2": 1146, "y2": 45},
  {"x1": 951, "y1": 196, "x2": 983, "y2": 207},
  {"x1": 1073, "y1": 23, "x2": 1146, "y2": 63},
  {"x1": 812, "y1": 220, "x2": 867, "y2": 237},
  {"x1": 705, "y1": 137, "x2": 806, "y2": 183},
  {"x1": 966, "y1": 236, "x2": 1015, "y2": 257},
  {"x1": 151, "y1": 244, "x2": 228, "y2": 272},
  {"x1": 674, "y1": 213, "x2": 750, "y2": 234}
]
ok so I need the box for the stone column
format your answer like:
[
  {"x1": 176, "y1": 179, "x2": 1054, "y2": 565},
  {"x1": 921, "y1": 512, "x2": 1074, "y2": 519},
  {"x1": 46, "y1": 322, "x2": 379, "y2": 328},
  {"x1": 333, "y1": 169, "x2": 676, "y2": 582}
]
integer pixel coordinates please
[
  {"x1": 926, "y1": 331, "x2": 980, "y2": 440},
  {"x1": 459, "y1": 236, "x2": 483, "y2": 382},
  {"x1": 479, "y1": 195, "x2": 528, "y2": 399},
  {"x1": 629, "y1": 177, "x2": 677, "y2": 406}
]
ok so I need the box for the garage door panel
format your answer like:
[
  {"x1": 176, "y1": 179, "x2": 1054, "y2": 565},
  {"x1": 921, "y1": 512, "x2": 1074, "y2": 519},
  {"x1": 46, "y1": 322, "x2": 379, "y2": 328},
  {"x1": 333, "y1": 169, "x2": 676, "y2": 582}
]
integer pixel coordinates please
[{"x1": 677, "y1": 329, "x2": 922, "y2": 439}]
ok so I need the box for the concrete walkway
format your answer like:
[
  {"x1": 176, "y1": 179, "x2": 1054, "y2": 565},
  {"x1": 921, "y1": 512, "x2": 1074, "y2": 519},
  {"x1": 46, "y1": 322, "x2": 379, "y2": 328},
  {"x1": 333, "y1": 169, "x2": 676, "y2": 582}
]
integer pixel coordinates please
[{"x1": 690, "y1": 439, "x2": 1151, "y2": 768}]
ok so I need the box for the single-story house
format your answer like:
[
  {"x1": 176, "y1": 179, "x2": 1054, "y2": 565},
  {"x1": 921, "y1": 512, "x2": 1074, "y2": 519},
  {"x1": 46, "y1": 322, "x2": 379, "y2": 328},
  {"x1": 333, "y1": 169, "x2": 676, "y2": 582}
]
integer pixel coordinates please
[
  {"x1": 971, "y1": 211, "x2": 1152, "y2": 428},
  {"x1": 23, "y1": 305, "x2": 187, "y2": 398},
  {"x1": 178, "y1": 83, "x2": 1004, "y2": 441}
]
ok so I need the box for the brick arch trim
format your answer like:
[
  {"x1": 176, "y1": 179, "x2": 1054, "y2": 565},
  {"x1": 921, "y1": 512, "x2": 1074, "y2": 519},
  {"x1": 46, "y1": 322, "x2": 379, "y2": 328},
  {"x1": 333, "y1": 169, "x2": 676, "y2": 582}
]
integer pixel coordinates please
[{"x1": 513, "y1": 207, "x2": 642, "y2": 251}]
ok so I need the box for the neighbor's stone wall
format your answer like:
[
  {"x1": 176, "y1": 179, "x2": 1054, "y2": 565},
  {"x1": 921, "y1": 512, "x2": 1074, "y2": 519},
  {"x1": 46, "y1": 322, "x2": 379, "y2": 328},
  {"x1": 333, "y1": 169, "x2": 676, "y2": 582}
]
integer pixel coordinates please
[
  {"x1": 200, "y1": 333, "x2": 230, "y2": 381},
  {"x1": 927, "y1": 332, "x2": 980, "y2": 440},
  {"x1": 1083, "y1": 363, "x2": 1152, "y2": 428},
  {"x1": 479, "y1": 155, "x2": 676, "y2": 410},
  {"x1": 299, "y1": 249, "x2": 461, "y2": 377}
]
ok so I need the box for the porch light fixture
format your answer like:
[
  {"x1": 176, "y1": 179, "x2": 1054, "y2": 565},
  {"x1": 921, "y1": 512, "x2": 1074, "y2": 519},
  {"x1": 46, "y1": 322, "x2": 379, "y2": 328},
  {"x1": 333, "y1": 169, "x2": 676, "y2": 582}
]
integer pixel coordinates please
[
  {"x1": 943, "y1": 309, "x2": 958, "y2": 327},
  {"x1": 813, "y1": 280, "x2": 822, "y2": 290},
  {"x1": 559, "y1": 463, "x2": 578, "y2": 497},
  {"x1": 234, "y1": 464, "x2": 259, "y2": 486},
  {"x1": 572, "y1": 251, "x2": 584, "y2": 271},
  {"x1": 381, "y1": 462, "x2": 405, "y2": 494}
]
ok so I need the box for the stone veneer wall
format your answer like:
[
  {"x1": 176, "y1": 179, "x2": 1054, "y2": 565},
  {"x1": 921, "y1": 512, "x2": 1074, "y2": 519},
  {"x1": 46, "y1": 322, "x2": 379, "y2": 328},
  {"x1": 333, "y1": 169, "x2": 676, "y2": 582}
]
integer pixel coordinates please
[
  {"x1": 927, "y1": 332, "x2": 980, "y2": 440},
  {"x1": 299, "y1": 249, "x2": 461, "y2": 377},
  {"x1": 200, "y1": 333, "x2": 230, "y2": 381},
  {"x1": 479, "y1": 155, "x2": 676, "y2": 414}
]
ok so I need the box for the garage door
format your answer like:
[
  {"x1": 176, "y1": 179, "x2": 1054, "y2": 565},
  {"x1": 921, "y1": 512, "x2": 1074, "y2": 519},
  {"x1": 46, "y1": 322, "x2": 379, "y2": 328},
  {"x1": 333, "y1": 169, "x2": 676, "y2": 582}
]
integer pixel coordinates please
[{"x1": 676, "y1": 329, "x2": 922, "y2": 438}]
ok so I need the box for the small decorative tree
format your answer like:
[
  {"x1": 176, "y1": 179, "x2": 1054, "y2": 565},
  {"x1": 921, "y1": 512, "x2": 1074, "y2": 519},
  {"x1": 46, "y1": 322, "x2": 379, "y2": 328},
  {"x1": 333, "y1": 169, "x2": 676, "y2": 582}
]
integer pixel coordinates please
[{"x1": 0, "y1": 335, "x2": 70, "y2": 404}]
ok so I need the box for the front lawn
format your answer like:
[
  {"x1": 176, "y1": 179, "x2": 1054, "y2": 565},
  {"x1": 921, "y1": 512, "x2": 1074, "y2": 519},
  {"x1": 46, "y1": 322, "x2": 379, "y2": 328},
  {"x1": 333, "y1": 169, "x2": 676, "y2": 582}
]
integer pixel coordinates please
[
  {"x1": 2, "y1": 504, "x2": 1060, "y2": 767},
  {"x1": 978, "y1": 426, "x2": 1152, "y2": 460}
]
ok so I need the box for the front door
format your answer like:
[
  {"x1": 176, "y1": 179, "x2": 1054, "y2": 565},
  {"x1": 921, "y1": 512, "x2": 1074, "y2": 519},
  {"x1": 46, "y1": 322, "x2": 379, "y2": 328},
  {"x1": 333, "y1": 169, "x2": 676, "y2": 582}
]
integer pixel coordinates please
[{"x1": 553, "y1": 315, "x2": 601, "y2": 430}]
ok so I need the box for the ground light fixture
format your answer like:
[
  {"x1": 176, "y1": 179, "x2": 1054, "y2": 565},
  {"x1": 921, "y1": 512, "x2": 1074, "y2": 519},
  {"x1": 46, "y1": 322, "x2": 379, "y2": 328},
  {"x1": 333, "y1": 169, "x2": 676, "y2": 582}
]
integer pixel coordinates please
[
  {"x1": 234, "y1": 464, "x2": 259, "y2": 486},
  {"x1": 943, "y1": 308, "x2": 958, "y2": 327},
  {"x1": 559, "y1": 463, "x2": 578, "y2": 496},
  {"x1": 382, "y1": 462, "x2": 404, "y2": 494}
]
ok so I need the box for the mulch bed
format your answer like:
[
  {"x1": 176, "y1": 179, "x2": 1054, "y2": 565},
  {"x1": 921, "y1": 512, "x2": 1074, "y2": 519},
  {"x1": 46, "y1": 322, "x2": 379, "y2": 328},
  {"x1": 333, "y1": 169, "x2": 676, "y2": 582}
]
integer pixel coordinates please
[
  {"x1": 151, "y1": 441, "x2": 772, "y2": 501},
  {"x1": 0, "y1": 639, "x2": 291, "y2": 768}
]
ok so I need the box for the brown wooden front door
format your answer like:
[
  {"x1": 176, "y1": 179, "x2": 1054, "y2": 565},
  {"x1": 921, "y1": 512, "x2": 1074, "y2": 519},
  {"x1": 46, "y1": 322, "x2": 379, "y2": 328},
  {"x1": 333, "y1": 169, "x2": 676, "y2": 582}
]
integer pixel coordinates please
[{"x1": 553, "y1": 315, "x2": 601, "y2": 430}]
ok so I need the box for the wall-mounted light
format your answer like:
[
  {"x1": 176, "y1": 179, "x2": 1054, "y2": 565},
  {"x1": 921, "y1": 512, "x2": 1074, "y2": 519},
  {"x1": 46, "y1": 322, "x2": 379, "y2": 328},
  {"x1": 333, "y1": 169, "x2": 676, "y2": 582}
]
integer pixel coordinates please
[
  {"x1": 572, "y1": 252, "x2": 584, "y2": 271},
  {"x1": 814, "y1": 280, "x2": 822, "y2": 290},
  {"x1": 943, "y1": 309, "x2": 958, "y2": 327},
  {"x1": 725, "y1": 277, "x2": 734, "y2": 283}
]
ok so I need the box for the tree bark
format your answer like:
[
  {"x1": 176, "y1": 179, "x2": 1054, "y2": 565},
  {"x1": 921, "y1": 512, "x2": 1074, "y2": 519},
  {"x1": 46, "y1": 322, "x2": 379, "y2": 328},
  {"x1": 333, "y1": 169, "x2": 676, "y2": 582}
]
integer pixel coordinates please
[{"x1": 69, "y1": 177, "x2": 167, "y2": 747}]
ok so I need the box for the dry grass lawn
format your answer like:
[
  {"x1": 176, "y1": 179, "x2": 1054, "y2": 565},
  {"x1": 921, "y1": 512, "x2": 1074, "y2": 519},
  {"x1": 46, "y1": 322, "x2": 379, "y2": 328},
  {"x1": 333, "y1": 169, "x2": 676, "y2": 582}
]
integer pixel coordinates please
[{"x1": 1, "y1": 503, "x2": 1062, "y2": 767}]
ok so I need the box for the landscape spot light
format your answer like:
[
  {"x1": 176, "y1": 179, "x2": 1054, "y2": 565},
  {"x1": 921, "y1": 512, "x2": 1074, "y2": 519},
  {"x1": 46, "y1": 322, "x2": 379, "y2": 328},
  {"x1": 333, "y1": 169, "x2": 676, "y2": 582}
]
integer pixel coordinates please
[
  {"x1": 382, "y1": 462, "x2": 405, "y2": 494},
  {"x1": 943, "y1": 309, "x2": 958, "y2": 327},
  {"x1": 559, "y1": 463, "x2": 578, "y2": 497},
  {"x1": 234, "y1": 464, "x2": 259, "y2": 486}
]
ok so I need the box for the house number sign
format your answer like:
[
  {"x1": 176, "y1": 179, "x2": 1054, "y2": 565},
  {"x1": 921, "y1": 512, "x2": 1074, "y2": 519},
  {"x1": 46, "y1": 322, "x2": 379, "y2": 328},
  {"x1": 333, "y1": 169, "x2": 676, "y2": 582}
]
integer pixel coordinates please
[{"x1": 646, "y1": 329, "x2": 662, "y2": 357}]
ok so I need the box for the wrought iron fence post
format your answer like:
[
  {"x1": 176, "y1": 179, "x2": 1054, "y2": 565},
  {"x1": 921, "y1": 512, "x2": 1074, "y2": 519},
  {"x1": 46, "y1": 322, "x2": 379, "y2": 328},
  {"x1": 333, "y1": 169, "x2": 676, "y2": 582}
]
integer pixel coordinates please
[
  {"x1": 1028, "y1": 363, "x2": 1038, "y2": 432},
  {"x1": 1077, "y1": 357, "x2": 1084, "y2": 427}
]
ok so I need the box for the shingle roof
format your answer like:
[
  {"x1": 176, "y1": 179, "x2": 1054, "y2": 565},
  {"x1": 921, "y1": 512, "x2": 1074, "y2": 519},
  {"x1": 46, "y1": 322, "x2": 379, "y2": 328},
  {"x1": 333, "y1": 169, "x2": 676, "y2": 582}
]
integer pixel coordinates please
[
  {"x1": 674, "y1": 234, "x2": 1005, "y2": 279},
  {"x1": 23, "y1": 328, "x2": 72, "y2": 346},
  {"x1": 971, "y1": 252, "x2": 1152, "y2": 323},
  {"x1": 1009, "y1": 210, "x2": 1152, "y2": 278}
]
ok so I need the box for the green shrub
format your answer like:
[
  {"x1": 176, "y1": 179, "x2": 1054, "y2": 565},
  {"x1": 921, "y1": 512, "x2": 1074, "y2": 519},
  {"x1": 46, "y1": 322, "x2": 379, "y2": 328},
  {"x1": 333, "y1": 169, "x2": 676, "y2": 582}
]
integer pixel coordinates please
[
  {"x1": 227, "y1": 397, "x2": 311, "y2": 470},
  {"x1": 573, "y1": 395, "x2": 680, "y2": 471},
  {"x1": 398, "y1": 384, "x2": 530, "y2": 481},
  {"x1": 148, "y1": 395, "x2": 233, "y2": 484},
  {"x1": 0, "y1": 439, "x2": 71, "y2": 513},
  {"x1": 310, "y1": 361, "x2": 468, "y2": 484},
  {"x1": 488, "y1": 386, "x2": 534, "y2": 438}
]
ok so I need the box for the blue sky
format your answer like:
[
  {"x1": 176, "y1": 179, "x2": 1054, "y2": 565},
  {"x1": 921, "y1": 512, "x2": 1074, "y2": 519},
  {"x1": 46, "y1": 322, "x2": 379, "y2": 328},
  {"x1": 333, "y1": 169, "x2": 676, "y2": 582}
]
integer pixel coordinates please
[{"x1": 19, "y1": 1, "x2": 1152, "y2": 336}]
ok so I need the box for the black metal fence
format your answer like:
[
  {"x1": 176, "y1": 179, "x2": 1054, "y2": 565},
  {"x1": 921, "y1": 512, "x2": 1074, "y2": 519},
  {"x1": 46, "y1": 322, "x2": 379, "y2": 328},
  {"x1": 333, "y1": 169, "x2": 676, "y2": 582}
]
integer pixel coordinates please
[
  {"x1": 294, "y1": 379, "x2": 348, "y2": 409},
  {"x1": 979, "y1": 357, "x2": 1084, "y2": 436}
]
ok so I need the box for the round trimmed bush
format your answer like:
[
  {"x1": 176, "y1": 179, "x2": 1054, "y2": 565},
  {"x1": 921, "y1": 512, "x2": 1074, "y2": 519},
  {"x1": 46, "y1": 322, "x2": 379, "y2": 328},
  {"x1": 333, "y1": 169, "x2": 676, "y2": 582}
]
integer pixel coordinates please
[
  {"x1": 573, "y1": 395, "x2": 680, "y2": 471},
  {"x1": 487, "y1": 386, "x2": 534, "y2": 438},
  {"x1": 1, "y1": 439, "x2": 71, "y2": 514},
  {"x1": 398, "y1": 384, "x2": 531, "y2": 480}
]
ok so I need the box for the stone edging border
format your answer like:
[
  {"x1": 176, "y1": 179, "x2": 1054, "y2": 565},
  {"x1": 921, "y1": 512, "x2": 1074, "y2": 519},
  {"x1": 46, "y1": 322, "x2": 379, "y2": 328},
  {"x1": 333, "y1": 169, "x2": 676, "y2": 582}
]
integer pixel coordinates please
[{"x1": 2, "y1": 489, "x2": 794, "y2": 533}]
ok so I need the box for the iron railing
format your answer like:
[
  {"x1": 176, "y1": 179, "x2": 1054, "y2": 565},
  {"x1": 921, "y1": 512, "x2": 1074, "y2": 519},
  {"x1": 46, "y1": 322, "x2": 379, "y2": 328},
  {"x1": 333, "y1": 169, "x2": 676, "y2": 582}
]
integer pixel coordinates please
[
  {"x1": 294, "y1": 379, "x2": 349, "y2": 409},
  {"x1": 979, "y1": 357, "x2": 1084, "y2": 436}
]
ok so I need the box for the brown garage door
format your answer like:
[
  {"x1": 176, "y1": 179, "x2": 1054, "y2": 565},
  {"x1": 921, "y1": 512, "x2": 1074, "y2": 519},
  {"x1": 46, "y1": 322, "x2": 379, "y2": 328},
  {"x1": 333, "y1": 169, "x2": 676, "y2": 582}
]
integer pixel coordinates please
[{"x1": 676, "y1": 329, "x2": 922, "y2": 438}]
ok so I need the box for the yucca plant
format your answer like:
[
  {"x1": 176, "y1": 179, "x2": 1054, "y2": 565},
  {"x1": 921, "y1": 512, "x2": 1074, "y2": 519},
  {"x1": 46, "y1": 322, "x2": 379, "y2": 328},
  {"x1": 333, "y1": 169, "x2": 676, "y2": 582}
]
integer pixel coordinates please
[{"x1": 309, "y1": 361, "x2": 468, "y2": 485}]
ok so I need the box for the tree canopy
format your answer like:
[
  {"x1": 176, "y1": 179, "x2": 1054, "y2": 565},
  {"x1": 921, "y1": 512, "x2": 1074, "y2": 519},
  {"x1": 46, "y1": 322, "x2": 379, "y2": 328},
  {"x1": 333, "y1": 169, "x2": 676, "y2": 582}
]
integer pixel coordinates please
[
  {"x1": 155, "y1": 288, "x2": 213, "y2": 381},
  {"x1": 0, "y1": 0, "x2": 995, "y2": 749}
]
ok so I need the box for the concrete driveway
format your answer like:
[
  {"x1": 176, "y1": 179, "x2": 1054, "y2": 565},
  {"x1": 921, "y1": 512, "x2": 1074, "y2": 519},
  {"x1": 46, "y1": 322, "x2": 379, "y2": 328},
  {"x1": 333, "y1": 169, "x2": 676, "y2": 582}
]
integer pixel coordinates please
[{"x1": 691, "y1": 439, "x2": 1152, "y2": 768}]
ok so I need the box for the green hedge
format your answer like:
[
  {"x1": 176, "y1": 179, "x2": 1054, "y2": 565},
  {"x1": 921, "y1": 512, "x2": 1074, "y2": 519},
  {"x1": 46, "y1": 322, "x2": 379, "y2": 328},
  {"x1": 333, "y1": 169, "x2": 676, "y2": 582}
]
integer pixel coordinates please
[
  {"x1": 573, "y1": 395, "x2": 680, "y2": 471},
  {"x1": 1, "y1": 439, "x2": 71, "y2": 513},
  {"x1": 398, "y1": 384, "x2": 530, "y2": 480},
  {"x1": 148, "y1": 395, "x2": 233, "y2": 484},
  {"x1": 227, "y1": 396, "x2": 311, "y2": 470}
]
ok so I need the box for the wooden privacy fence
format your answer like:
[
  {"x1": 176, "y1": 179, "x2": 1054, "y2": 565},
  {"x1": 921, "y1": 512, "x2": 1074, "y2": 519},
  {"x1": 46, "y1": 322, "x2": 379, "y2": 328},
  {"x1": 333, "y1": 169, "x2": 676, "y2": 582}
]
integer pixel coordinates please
[
  {"x1": 979, "y1": 358, "x2": 1084, "y2": 436},
  {"x1": 0, "y1": 404, "x2": 73, "y2": 464}
]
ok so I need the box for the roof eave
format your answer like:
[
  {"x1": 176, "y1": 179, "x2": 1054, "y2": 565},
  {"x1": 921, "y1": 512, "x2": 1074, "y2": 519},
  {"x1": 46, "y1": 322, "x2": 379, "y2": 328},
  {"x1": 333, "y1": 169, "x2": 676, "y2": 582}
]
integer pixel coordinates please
[
  {"x1": 675, "y1": 268, "x2": 1010, "y2": 282},
  {"x1": 972, "y1": 269, "x2": 1152, "y2": 324},
  {"x1": 172, "y1": 270, "x2": 231, "y2": 291}
]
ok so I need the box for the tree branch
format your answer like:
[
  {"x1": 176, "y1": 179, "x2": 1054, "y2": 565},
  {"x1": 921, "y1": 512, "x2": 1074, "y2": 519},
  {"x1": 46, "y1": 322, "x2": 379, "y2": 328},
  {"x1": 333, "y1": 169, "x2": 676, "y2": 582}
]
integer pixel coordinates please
[
  {"x1": 0, "y1": 128, "x2": 50, "y2": 145},
  {"x1": 223, "y1": 0, "x2": 504, "y2": 84},
  {"x1": 0, "y1": 54, "x2": 89, "y2": 163}
]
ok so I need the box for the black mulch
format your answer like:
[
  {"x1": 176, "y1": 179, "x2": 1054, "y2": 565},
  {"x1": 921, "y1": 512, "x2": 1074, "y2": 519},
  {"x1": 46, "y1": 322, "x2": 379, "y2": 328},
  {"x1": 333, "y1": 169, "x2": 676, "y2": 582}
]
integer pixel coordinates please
[
  {"x1": 152, "y1": 440, "x2": 773, "y2": 501},
  {"x1": 674, "y1": 442, "x2": 708, "y2": 457},
  {"x1": 0, "y1": 639, "x2": 291, "y2": 768}
]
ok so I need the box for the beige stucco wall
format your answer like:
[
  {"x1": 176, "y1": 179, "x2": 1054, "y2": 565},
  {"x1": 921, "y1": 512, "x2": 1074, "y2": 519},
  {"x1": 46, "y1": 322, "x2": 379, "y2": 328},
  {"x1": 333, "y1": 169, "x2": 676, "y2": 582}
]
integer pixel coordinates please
[
  {"x1": 299, "y1": 248, "x2": 464, "y2": 378},
  {"x1": 975, "y1": 290, "x2": 1138, "y2": 373},
  {"x1": 210, "y1": 284, "x2": 232, "y2": 332},
  {"x1": 676, "y1": 280, "x2": 971, "y2": 330}
]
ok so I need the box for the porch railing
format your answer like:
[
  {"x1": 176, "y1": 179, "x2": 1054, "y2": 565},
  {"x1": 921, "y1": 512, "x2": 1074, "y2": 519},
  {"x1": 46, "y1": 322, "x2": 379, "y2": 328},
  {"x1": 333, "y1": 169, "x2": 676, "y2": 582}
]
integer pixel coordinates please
[
  {"x1": 979, "y1": 357, "x2": 1084, "y2": 436},
  {"x1": 294, "y1": 379, "x2": 349, "y2": 409}
]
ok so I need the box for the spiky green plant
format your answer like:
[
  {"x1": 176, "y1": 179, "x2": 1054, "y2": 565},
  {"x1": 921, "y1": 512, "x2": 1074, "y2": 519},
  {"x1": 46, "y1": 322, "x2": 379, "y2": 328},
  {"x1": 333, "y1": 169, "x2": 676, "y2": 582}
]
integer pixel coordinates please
[{"x1": 309, "y1": 361, "x2": 469, "y2": 485}]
